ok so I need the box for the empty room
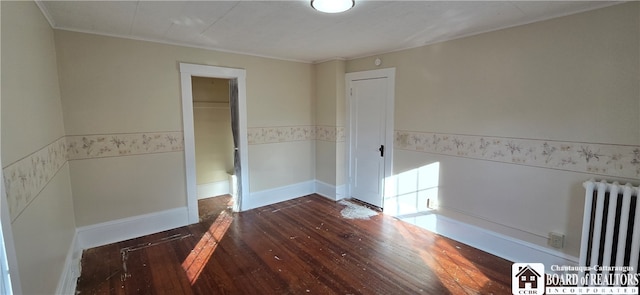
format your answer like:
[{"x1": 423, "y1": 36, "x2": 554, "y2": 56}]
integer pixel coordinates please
[{"x1": 1, "y1": 1, "x2": 639, "y2": 294}]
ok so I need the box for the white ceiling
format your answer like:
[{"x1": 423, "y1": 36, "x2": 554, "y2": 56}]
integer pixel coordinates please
[{"x1": 37, "y1": 1, "x2": 621, "y2": 63}]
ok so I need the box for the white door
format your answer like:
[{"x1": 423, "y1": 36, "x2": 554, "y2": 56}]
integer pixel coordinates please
[{"x1": 348, "y1": 71, "x2": 394, "y2": 208}]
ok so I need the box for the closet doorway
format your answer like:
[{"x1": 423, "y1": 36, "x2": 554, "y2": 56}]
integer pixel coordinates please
[
  {"x1": 192, "y1": 77, "x2": 235, "y2": 221},
  {"x1": 180, "y1": 63, "x2": 248, "y2": 225}
]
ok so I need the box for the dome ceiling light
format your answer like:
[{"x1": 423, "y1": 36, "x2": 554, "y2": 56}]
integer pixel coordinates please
[{"x1": 311, "y1": 0, "x2": 355, "y2": 13}]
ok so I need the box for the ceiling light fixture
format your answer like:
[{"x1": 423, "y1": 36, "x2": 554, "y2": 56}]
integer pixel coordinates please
[{"x1": 311, "y1": 0, "x2": 354, "y2": 13}]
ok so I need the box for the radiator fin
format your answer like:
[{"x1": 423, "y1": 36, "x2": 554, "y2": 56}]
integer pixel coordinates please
[{"x1": 580, "y1": 180, "x2": 640, "y2": 280}]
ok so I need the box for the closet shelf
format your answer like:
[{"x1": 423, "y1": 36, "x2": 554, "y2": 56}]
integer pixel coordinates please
[{"x1": 193, "y1": 101, "x2": 230, "y2": 109}]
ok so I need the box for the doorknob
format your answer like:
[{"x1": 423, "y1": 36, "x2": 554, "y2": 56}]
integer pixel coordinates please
[{"x1": 379, "y1": 145, "x2": 384, "y2": 157}]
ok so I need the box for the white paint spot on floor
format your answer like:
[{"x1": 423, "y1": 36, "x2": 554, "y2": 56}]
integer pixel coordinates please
[{"x1": 338, "y1": 200, "x2": 378, "y2": 220}]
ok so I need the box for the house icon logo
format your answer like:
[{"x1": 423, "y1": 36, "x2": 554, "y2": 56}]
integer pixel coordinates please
[{"x1": 512, "y1": 263, "x2": 545, "y2": 294}]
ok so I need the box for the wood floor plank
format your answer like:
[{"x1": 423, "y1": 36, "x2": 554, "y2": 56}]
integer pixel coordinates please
[{"x1": 76, "y1": 194, "x2": 512, "y2": 295}]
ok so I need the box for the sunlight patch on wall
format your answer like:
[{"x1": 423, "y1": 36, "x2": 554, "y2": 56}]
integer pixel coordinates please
[{"x1": 384, "y1": 162, "x2": 440, "y2": 216}]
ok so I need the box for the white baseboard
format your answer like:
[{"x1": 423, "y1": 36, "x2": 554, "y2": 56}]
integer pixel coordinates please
[
  {"x1": 56, "y1": 232, "x2": 81, "y2": 295},
  {"x1": 242, "y1": 180, "x2": 315, "y2": 211},
  {"x1": 315, "y1": 180, "x2": 336, "y2": 200},
  {"x1": 76, "y1": 206, "x2": 189, "y2": 250},
  {"x1": 315, "y1": 180, "x2": 347, "y2": 201},
  {"x1": 197, "y1": 180, "x2": 230, "y2": 199},
  {"x1": 58, "y1": 207, "x2": 189, "y2": 294},
  {"x1": 335, "y1": 184, "x2": 346, "y2": 200},
  {"x1": 399, "y1": 212, "x2": 579, "y2": 272}
]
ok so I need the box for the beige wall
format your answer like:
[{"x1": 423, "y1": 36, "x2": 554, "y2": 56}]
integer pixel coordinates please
[
  {"x1": 314, "y1": 60, "x2": 346, "y2": 188},
  {"x1": 315, "y1": 61, "x2": 339, "y2": 126},
  {"x1": 250, "y1": 141, "x2": 316, "y2": 191},
  {"x1": 1, "y1": 2, "x2": 76, "y2": 294},
  {"x1": 192, "y1": 77, "x2": 230, "y2": 103},
  {"x1": 1, "y1": 4, "x2": 66, "y2": 164},
  {"x1": 54, "y1": 30, "x2": 315, "y2": 225},
  {"x1": 315, "y1": 61, "x2": 338, "y2": 185},
  {"x1": 347, "y1": 2, "x2": 639, "y2": 257},
  {"x1": 70, "y1": 153, "x2": 186, "y2": 226},
  {"x1": 348, "y1": 3, "x2": 639, "y2": 145},
  {"x1": 194, "y1": 106, "x2": 234, "y2": 184},
  {"x1": 192, "y1": 77, "x2": 234, "y2": 185}
]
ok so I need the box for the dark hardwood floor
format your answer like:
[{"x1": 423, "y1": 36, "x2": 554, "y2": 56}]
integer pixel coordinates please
[{"x1": 76, "y1": 194, "x2": 512, "y2": 294}]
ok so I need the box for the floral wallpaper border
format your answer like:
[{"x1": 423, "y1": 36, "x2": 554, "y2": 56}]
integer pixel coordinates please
[
  {"x1": 66, "y1": 131, "x2": 184, "y2": 160},
  {"x1": 316, "y1": 125, "x2": 345, "y2": 142},
  {"x1": 9, "y1": 128, "x2": 635, "y2": 221},
  {"x1": 3, "y1": 137, "x2": 68, "y2": 221},
  {"x1": 247, "y1": 125, "x2": 345, "y2": 144},
  {"x1": 395, "y1": 130, "x2": 640, "y2": 179},
  {"x1": 3, "y1": 131, "x2": 184, "y2": 222},
  {"x1": 247, "y1": 126, "x2": 315, "y2": 144},
  {"x1": 6, "y1": 125, "x2": 348, "y2": 221}
]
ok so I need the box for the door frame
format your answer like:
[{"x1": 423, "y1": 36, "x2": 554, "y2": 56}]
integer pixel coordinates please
[
  {"x1": 345, "y1": 68, "x2": 395, "y2": 207},
  {"x1": 0, "y1": 153, "x2": 22, "y2": 294},
  {"x1": 180, "y1": 63, "x2": 249, "y2": 224}
]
